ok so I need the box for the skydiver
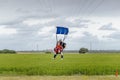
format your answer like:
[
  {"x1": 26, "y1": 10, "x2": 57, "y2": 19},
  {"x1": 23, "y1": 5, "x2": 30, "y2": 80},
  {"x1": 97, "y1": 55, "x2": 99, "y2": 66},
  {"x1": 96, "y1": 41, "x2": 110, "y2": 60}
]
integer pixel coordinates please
[
  {"x1": 53, "y1": 41, "x2": 63, "y2": 59},
  {"x1": 53, "y1": 39, "x2": 66, "y2": 60}
]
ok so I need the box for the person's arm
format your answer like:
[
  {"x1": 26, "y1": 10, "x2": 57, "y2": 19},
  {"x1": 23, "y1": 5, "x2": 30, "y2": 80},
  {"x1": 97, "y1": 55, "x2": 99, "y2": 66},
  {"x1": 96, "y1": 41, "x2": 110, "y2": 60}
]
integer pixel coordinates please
[{"x1": 63, "y1": 43, "x2": 66, "y2": 49}]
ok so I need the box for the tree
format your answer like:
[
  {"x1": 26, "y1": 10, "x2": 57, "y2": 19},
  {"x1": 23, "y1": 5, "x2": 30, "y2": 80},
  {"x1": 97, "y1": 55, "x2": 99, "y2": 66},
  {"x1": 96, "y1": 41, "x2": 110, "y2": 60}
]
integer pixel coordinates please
[
  {"x1": 79, "y1": 48, "x2": 88, "y2": 54},
  {"x1": 0, "y1": 49, "x2": 16, "y2": 54}
]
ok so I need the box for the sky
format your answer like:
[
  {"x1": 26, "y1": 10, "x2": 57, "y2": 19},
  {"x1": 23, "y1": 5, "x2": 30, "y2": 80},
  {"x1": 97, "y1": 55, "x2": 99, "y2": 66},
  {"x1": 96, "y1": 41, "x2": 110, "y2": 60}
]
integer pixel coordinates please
[{"x1": 0, "y1": 0, "x2": 120, "y2": 51}]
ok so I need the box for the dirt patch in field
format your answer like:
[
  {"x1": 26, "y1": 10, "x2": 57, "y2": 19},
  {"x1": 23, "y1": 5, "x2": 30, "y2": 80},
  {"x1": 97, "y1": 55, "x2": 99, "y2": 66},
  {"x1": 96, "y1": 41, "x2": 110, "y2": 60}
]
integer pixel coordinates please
[{"x1": 0, "y1": 75, "x2": 119, "y2": 80}]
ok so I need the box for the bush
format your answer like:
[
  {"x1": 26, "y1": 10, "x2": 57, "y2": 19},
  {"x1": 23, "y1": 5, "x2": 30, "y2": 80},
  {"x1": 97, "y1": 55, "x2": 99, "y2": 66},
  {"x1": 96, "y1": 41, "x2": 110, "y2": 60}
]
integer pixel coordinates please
[
  {"x1": 45, "y1": 50, "x2": 52, "y2": 54},
  {"x1": 79, "y1": 48, "x2": 88, "y2": 54},
  {"x1": 0, "y1": 49, "x2": 16, "y2": 54},
  {"x1": 45, "y1": 51, "x2": 52, "y2": 54},
  {"x1": 0, "y1": 50, "x2": 3, "y2": 53}
]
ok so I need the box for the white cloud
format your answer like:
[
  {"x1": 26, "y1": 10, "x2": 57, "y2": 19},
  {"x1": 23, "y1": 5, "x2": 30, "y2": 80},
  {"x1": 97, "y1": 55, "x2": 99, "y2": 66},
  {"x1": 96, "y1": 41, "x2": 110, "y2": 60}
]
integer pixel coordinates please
[
  {"x1": 68, "y1": 27, "x2": 85, "y2": 39},
  {"x1": 99, "y1": 23, "x2": 116, "y2": 30},
  {"x1": 0, "y1": 25, "x2": 17, "y2": 35},
  {"x1": 23, "y1": 18, "x2": 55, "y2": 26},
  {"x1": 65, "y1": 16, "x2": 119, "y2": 41},
  {"x1": 38, "y1": 26, "x2": 55, "y2": 36},
  {"x1": 65, "y1": 16, "x2": 80, "y2": 23}
]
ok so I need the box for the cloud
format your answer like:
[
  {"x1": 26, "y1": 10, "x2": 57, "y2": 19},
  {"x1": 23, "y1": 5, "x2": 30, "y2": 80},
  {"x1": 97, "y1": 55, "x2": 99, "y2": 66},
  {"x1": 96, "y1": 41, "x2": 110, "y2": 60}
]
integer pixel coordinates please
[
  {"x1": 23, "y1": 18, "x2": 55, "y2": 26},
  {"x1": 38, "y1": 26, "x2": 55, "y2": 38},
  {"x1": 106, "y1": 32, "x2": 120, "y2": 40},
  {"x1": 99, "y1": 23, "x2": 116, "y2": 30},
  {"x1": 0, "y1": 25, "x2": 17, "y2": 35}
]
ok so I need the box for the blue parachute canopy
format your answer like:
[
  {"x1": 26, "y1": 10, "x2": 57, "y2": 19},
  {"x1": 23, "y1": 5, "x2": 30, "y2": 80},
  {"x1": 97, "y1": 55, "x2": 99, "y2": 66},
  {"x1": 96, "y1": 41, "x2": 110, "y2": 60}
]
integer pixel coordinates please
[{"x1": 56, "y1": 26, "x2": 69, "y2": 35}]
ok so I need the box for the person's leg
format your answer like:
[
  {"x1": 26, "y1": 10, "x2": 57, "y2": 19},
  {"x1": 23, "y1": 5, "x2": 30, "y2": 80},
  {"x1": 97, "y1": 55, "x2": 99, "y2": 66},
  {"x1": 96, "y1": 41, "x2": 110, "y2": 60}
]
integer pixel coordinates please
[
  {"x1": 54, "y1": 54, "x2": 57, "y2": 59},
  {"x1": 53, "y1": 48, "x2": 57, "y2": 59},
  {"x1": 61, "y1": 52, "x2": 63, "y2": 59}
]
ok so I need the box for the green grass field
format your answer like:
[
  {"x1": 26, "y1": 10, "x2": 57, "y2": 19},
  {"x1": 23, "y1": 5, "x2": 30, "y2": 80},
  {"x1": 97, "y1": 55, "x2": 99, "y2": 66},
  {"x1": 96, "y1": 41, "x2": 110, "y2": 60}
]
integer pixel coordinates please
[{"x1": 0, "y1": 53, "x2": 120, "y2": 76}]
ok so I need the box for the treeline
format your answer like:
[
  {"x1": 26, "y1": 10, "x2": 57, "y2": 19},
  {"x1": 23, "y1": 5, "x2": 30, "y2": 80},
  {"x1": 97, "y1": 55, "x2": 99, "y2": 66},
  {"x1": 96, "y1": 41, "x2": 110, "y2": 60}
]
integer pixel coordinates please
[{"x1": 0, "y1": 49, "x2": 16, "y2": 54}]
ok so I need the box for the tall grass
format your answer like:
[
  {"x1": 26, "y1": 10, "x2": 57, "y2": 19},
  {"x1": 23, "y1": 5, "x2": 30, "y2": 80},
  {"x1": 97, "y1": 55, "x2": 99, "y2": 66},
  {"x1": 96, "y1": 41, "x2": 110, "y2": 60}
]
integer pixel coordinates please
[{"x1": 0, "y1": 53, "x2": 120, "y2": 75}]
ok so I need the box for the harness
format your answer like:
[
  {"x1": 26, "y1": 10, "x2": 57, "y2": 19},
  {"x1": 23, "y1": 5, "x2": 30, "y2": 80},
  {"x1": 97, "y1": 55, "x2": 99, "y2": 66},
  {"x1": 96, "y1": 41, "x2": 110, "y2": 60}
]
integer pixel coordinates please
[{"x1": 54, "y1": 45, "x2": 63, "y2": 54}]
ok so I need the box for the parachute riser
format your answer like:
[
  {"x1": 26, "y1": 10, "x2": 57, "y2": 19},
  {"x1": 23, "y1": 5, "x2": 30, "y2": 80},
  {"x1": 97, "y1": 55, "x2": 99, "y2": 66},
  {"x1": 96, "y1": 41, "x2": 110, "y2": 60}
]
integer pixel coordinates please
[{"x1": 63, "y1": 34, "x2": 67, "y2": 42}]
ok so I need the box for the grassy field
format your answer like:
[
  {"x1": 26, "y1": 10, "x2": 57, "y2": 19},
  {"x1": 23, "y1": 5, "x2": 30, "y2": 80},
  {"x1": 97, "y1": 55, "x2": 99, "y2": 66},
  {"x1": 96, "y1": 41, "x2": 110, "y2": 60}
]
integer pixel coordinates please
[{"x1": 0, "y1": 53, "x2": 120, "y2": 75}]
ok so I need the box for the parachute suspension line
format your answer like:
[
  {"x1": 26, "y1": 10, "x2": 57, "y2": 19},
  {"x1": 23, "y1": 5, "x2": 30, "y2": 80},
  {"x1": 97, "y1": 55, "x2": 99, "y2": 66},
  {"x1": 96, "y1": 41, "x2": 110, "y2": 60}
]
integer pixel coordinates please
[
  {"x1": 56, "y1": 34, "x2": 58, "y2": 44},
  {"x1": 63, "y1": 35, "x2": 67, "y2": 42}
]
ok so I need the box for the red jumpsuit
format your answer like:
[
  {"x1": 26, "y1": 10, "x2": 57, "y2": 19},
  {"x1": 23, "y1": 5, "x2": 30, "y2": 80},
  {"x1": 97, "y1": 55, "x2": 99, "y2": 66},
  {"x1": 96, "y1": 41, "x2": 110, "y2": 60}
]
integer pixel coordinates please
[{"x1": 54, "y1": 44, "x2": 63, "y2": 54}]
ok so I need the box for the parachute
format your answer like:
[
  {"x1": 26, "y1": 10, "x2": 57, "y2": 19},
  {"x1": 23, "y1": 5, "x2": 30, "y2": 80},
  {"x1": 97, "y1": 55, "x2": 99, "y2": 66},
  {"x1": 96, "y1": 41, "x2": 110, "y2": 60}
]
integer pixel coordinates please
[{"x1": 56, "y1": 26, "x2": 69, "y2": 42}]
